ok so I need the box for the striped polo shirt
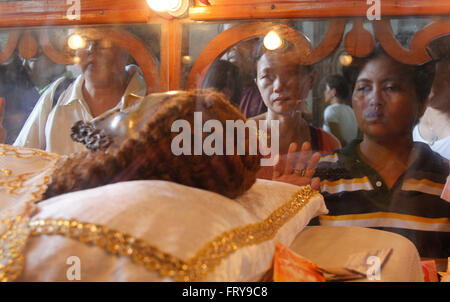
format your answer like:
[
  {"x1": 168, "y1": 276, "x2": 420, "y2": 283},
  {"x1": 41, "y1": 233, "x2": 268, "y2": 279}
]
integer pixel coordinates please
[{"x1": 314, "y1": 140, "x2": 450, "y2": 258}]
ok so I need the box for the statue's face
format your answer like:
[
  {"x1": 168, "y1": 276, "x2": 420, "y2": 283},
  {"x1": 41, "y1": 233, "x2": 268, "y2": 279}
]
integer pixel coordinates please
[{"x1": 71, "y1": 91, "x2": 185, "y2": 152}]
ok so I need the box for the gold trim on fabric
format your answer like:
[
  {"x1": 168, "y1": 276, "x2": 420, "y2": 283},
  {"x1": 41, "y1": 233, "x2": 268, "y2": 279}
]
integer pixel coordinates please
[
  {"x1": 0, "y1": 144, "x2": 59, "y2": 201},
  {"x1": 0, "y1": 144, "x2": 60, "y2": 160},
  {"x1": 23, "y1": 186, "x2": 317, "y2": 281},
  {"x1": 0, "y1": 216, "x2": 31, "y2": 282},
  {"x1": 1, "y1": 172, "x2": 38, "y2": 195},
  {"x1": 0, "y1": 144, "x2": 61, "y2": 281},
  {"x1": 0, "y1": 169, "x2": 12, "y2": 177}
]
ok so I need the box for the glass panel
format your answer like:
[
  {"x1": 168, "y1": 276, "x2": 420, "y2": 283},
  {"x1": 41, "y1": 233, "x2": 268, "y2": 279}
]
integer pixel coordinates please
[
  {"x1": 0, "y1": 30, "x2": 8, "y2": 49},
  {"x1": 180, "y1": 22, "x2": 219, "y2": 89},
  {"x1": 290, "y1": 19, "x2": 330, "y2": 49},
  {"x1": 0, "y1": 7, "x2": 448, "y2": 275},
  {"x1": 0, "y1": 24, "x2": 161, "y2": 145},
  {"x1": 177, "y1": 18, "x2": 449, "y2": 261},
  {"x1": 390, "y1": 17, "x2": 434, "y2": 47}
]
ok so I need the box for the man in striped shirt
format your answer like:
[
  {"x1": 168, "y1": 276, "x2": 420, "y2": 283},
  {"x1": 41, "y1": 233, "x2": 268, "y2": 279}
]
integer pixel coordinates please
[{"x1": 314, "y1": 44, "x2": 449, "y2": 259}]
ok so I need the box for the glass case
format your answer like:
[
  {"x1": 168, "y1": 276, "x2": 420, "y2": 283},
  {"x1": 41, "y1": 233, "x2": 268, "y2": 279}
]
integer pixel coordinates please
[{"x1": 0, "y1": 0, "x2": 449, "y2": 282}]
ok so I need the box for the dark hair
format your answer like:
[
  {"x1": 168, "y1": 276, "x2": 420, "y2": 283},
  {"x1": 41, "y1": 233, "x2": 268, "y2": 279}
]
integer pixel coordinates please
[
  {"x1": 322, "y1": 74, "x2": 350, "y2": 102},
  {"x1": 202, "y1": 60, "x2": 242, "y2": 106},
  {"x1": 43, "y1": 90, "x2": 262, "y2": 200},
  {"x1": 343, "y1": 45, "x2": 435, "y2": 103}
]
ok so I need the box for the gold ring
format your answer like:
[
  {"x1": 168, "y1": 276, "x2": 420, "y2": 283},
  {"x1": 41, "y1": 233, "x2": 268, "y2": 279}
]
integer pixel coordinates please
[{"x1": 294, "y1": 169, "x2": 306, "y2": 176}]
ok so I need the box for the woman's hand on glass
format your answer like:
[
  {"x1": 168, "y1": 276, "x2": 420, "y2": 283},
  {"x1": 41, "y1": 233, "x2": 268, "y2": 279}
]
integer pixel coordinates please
[{"x1": 272, "y1": 141, "x2": 321, "y2": 190}]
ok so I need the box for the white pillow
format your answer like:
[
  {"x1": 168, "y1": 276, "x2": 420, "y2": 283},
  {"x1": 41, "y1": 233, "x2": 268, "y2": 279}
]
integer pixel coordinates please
[{"x1": 17, "y1": 179, "x2": 328, "y2": 282}]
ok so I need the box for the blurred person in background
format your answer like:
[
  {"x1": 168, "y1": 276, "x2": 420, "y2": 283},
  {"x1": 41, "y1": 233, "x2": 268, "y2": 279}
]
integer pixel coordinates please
[
  {"x1": 201, "y1": 59, "x2": 242, "y2": 107},
  {"x1": 0, "y1": 53, "x2": 40, "y2": 144},
  {"x1": 413, "y1": 34, "x2": 450, "y2": 160},
  {"x1": 219, "y1": 24, "x2": 267, "y2": 118},
  {"x1": 322, "y1": 74, "x2": 358, "y2": 147}
]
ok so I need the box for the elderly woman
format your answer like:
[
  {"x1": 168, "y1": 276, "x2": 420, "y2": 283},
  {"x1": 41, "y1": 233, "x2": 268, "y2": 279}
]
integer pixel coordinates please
[
  {"x1": 251, "y1": 38, "x2": 340, "y2": 187},
  {"x1": 314, "y1": 46, "x2": 449, "y2": 258}
]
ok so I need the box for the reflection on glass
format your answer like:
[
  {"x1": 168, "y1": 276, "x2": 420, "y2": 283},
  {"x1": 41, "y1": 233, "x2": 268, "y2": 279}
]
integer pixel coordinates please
[
  {"x1": 67, "y1": 33, "x2": 86, "y2": 50},
  {"x1": 390, "y1": 17, "x2": 434, "y2": 47},
  {"x1": 0, "y1": 25, "x2": 161, "y2": 153},
  {"x1": 263, "y1": 30, "x2": 283, "y2": 50}
]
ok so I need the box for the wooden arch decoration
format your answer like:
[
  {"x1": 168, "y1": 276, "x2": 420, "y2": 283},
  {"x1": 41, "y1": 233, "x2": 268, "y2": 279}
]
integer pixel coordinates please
[
  {"x1": 373, "y1": 18, "x2": 450, "y2": 65},
  {"x1": 187, "y1": 19, "x2": 346, "y2": 89},
  {"x1": 18, "y1": 30, "x2": 38, "y2": 59},
  {"x1": 0, "y1": 30, "x2": 20, "y2": 64},
  {"x1": 344, "y1": 18, "x2": 375, "y2": 57},
  {"x1": 37, "y1": 30, "x2": 74, "y2": 65}
]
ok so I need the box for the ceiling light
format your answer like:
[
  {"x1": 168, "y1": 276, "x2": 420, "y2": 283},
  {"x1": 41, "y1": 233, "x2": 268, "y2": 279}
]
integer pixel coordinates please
[{"x1": 263, "y1": 31, "x2": 283, "y2": 51}]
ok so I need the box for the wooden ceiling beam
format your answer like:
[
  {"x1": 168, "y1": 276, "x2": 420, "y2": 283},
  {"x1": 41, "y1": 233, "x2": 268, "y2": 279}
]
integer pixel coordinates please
[{"x1": 190, "y1": 0, "x2": 450, "y2": 20}]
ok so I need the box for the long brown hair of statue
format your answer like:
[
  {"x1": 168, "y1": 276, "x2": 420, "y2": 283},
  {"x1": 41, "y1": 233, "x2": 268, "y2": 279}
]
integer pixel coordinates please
[{"x1": 43, "y1": 90, "x2": 262, "y2": 200}]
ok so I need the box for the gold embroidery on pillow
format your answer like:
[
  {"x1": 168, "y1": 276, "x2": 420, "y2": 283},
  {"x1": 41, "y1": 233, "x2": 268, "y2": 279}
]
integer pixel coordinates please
[
  {"x1": 22, "y1": 186, "x2": 317, "y2": 281},
  {"x1": 0, "y1": 216, "x2": 31, "y2": 282}
]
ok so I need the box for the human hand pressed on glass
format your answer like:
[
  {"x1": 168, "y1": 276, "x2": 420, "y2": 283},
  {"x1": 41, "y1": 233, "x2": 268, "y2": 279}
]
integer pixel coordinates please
[{"x1": 272, "y1": 141, "x2": 321, "y2": 190}]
